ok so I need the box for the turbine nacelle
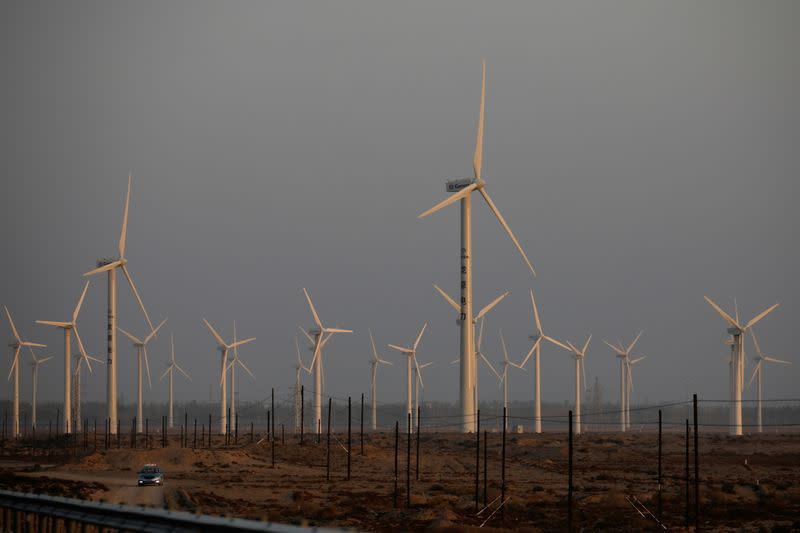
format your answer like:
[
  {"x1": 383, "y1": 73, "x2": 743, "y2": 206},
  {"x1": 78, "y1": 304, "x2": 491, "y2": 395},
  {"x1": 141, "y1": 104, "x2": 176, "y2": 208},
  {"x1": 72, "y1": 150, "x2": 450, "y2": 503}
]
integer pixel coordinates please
[{"x1": 445, "y1": 177, "x2": 482, "y2": 193}]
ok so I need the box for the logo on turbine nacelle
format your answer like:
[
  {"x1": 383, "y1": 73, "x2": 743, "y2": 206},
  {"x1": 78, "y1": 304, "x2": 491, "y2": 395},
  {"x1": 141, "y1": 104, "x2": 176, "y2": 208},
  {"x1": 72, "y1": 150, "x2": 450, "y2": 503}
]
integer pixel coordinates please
[{"x1": 446, "y1": 178, "x2": 477, "y2": 193}]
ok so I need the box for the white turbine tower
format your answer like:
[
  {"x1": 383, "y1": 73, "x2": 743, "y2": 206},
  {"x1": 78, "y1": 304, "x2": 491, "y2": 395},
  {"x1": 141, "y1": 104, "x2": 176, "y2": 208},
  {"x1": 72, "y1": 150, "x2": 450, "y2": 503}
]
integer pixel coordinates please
[
  {"x1": 388, "y1": 323, "x2": 428, "y2": 432},
  {"x1": 301, "y1": 288, "x2": 352, "y2": 437},
  {"x1": 29, "y1": 349, "x2": 53, "y2": 431},
  {"x1": 564, "y1": 335, "x2": 592, "y2": 435},
  {"x1": 160, "y1": 334, "x2": 191, "y2": 429},
  {"x1": 603, "y1": 332, "x2": 645, "y2": 432},
  {"x1": 203, "y1": 319, "x2": 255, "y2": 435},
  {"x1": 72, "y1": 349, "x2": 104, "y2": 433},
  {"x1": 749, "y1": 330, "x2": 790, "y2": 433},
  {"x1": 434, "y1": 285, "x2": 508, "y2": 417},
  {"x1": 368, "y1": 330, "x2": 392, "y2": 431},
  {"x1": 293, "y1": 335, "x2": 311, "y2": 432},
  {"x1": 35, "y1": 280, "x2": 92, "y2": 434},
  {"x1": 418, "y1": 62, "x2": 536, "y2": 432},
  {"x1": 118, "y1": 319, "x2": 167, "y2": 433},
  {"x1": 83, "y1": 175, "x2": 155, "y2": 435},
  {"x1": 704, "y1": 296, "x2": 779, "y2": 436},
  {"x1": 520, "y1": 290, "x2": 570, "y2": 433},
  {"x1": 227, "y1": 321, "x2": 256, "y2": 429},
  {"x1": 497, "y1": 330, "x2": 525, "y2": 432},
  {"x1": 4, "y1": 307, "x2": 46, "y2": 437}
]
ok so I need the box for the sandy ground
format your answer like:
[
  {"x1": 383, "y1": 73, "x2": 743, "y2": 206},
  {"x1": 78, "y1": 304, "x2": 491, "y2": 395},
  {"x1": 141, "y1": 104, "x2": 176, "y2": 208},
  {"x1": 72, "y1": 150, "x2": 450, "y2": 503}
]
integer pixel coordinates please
[{"x1": 3, "y1": 431, "x2": 800, "y2": 532}]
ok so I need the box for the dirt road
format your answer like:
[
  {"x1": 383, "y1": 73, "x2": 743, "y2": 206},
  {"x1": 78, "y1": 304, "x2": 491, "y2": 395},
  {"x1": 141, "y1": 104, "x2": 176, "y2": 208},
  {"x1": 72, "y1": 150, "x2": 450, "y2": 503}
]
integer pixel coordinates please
[{"x1": 19, "y1": 470, "x2": 166, "y2": 507}]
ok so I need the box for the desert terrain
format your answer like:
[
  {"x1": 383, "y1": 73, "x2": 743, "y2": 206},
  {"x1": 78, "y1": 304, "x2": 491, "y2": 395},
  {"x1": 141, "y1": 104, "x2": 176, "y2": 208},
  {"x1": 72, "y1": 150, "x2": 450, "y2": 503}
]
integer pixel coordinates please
[{"x1": 2, "y1": 430, "x2": 799, "y2": 532}]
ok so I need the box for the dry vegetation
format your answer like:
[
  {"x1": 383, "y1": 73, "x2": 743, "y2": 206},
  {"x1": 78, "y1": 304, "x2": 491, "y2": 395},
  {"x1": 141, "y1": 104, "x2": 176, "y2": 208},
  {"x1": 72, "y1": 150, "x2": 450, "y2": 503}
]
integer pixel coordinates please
[{"x1": 3, "y1": 431, "x2": 800, "y2": 531}]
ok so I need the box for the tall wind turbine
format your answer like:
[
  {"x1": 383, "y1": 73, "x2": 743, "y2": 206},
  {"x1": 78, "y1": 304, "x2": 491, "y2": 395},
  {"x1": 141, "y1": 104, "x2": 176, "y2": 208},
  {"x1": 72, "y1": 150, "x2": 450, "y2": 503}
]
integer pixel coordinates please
[
  {"x1": 160, "y1": 334, "x2": 191, "y2": 429},
  {"x1": 520, "y1": 289, "x2": 571, "y2": 433},
  {"x1": 83, "y1": 175, "x2": 155, "y2": 435},
  {"x1": 35, "y1": 280, "x2": 92, "y2": 433},
  {"x1": 388, "y1": 323, "x2": 428, "y2": 432},
  {"x1": 418, "y1": 62, "x2": 536, "y2": 432},
  {"x1": 434, "y1": 285, "x2": 508, "y2": 418},
  {"x1": 4, "y1": 307, "x2": 46, "y2": 437},
  {"x1": 227, "y1": 321, "x2": 255, "y2": 429},
  {"x1": 565, "y1": 335, "x2": 592, "y2": 435},
  {"x1": 294, "y1": 335, "x2": 311, "y2": 432},
  {"x1": 604, "y1": 332, "x2": 645, "y2": 432},
  {"x1": 368, "y1": 330, "x2": 392, "y2": 431},
  {"x1": 497, "y1": 330, "x2": 524, "y2": 432},
  {"x1": 749, "y1": 330, "x2": 790, "y2": 433},
  {"x1": 118, "y1": 319, "x2": 167, "y2": 433},
  {"x1": 29, "y1": 349, "x2": 53, "y2": 430},
  {"x1": 203, "y1": 319, "x2": 255, "y2": 434},
  {"x1": 301, "y1": 288, "x2": 352, "y2": 437},
  {"x1": 704, "y1": 296, "x2": 779, "y2": 436}
]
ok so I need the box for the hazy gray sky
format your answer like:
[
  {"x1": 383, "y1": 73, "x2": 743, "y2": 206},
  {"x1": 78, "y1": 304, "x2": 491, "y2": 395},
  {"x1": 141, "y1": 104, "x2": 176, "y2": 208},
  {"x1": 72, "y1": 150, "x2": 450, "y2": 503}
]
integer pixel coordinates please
[{"x1": 2, "y1": 1, "x2": 797, "y2": 407}]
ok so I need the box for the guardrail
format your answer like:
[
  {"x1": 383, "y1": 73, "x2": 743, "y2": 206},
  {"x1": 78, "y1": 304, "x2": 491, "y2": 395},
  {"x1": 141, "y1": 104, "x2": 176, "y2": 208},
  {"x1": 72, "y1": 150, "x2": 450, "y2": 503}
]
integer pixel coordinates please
[{"x1": 0, "y1": 489, "x2": 343, "y2": 532}]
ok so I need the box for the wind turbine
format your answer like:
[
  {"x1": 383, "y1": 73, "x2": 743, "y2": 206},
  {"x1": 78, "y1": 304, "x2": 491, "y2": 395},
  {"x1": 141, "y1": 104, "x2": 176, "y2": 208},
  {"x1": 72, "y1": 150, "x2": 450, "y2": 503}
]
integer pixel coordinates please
[
  {"x1": 160, "y1": 334, "x2": 191, "y2": 429},
  {"x1": 413, "y1": 360, "x2": 433, "y2": 429},
  {"x1": 368, "y1": 330, "x2": 392, "y2": 431},
  {"x1": 565, "y1": 335, "x2": 592, "y2": 435},
  {"x1": 497, "y1": 330, "x2": 524, "y2": 432},
  {"x1": 704, "y1": 296, "x2": 779, "y2": 435},
  {"x1": 301, "y1": 288, "x2": 352, "y2": 437},
  {"x1": 4, "y1": 307, "x2": 46, "y2": 437},
  {"x1": 83, "y1": 174, "x2": 155, "y2": 435},
  {"x1": 118, "y1": 319, "x2": 167, "y2": 433},
  {"x1": 388, "y1": 323, "x2": 428, "y2": 432},
  {"x1": 73, "y1": 349, "x2": 103, "y2": 433},
  {"x1": 418, "y1": 62, "x2": 536, "y2": 432},
  {"x1": 749, "y1": 330, "x2": 790, "y2": 433},
  {"x1": 603, "y1": 332, "x2": 645, "y2": 432},
  {"x1": 35, "y1": 280, "x2": 92, "y2": 433},
  {"x1": 520, "y1": 289, "x2": 571, "y2": 433},
  {"x1": 29, "y1": 349, "x2": 53, "y2": 431},
  {"x1": 226, "y1": 321, "x2": 255, "y2": 429},
  {"x1": 434, "y1": 285, "x2": 508, "y2": 419},
  {"x1": 203, "y1": 319, "x2": 255, "y2": 435},
  {"x1": 294, "y1": 335, "x2": 311, "y2": 433}
]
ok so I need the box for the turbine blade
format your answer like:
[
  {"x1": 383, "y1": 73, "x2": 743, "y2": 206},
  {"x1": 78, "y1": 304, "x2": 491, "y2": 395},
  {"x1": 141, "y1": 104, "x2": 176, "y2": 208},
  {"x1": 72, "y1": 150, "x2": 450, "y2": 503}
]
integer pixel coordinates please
[
  {"x1": 117, "y1": 326, "x2": 143, "y2": 345},
  {"x1": 160, "y1": 366, "x2": 171, "y2": 381},
  {"x1": 238, "y1": 359, "x2": 256, "y2": 380},
  {"x1": 118, "y1": 174, "x2": 131, "y2": 258},
  {"x1": 603, "y1": 340, "x2": 625, "y2": 355},
  {"x1": 417, "y1": 183, "x2": 478, "y2": 219},
  {"x1": 20, "y1": 342, "x2": 47, "y2": 348},
  {"x1": 626, "y1": 331, "x2": 643, "y2": 354},
  {"x1": 476, "y1": 318, "x2": 485, "y2": 351},
  {"x1": 529, "y1": 290, "x2": 543, "y2": 334},
  {"x1": 566, "y1": 340, "x2": 579, "y2": 354},
  {"x1": 143, "y1": 345, "x2": 152, "y2": 389},
  {"x1": 748, "y1": 361, "x2": 760, "y2": 388},
  {"x1": 83, "y1": 260, "x2": 122, "y2": 277},
  {"x1": 703, "y1": 295, "x2": 740, "y2": 329},
  {"x1": 72, "y1": 326, "x2": 92, "y2": 374},
  {"x1": 204, "y1": 319, "x2": 226, "y2": 347},
  {"x1": 582, "y1": 334, "x2": 593, "y2": 355},
  {"x1": 544, "y1": 335, "x2": 571, "y2": 352},
  {"x1": 73, "y1": 280, "x2": 90, "y2": 323},
  {"x1": 175, "y1": 364, "x2": 192, "y2": 380},
  {"x1": 499, "y1": 329, "x2": 509, "y2": 362},
  {"x1": 387, "y1": 344, "x2": 412, "y2": 354},
  {"x1": 479, "y1": 352, "x2": 501, "y2": 380},
  {"x1": 298, "y1": 326, "x2": 315, "y2": 345},
  {"x1": 121, "y1": 265, "x2": 154, "y2": 333},
  {"x1": 7, "y1": 348, "x2": 20, "y2": 381},
  {"x1": 378, "y1": 359, "x2": 393, "y2": 366},
  {"x1": 475, "y1": 291, "x2": 509, "y2": 321},
  {"x1": 433, "y1": 284, "x2": 460, "y2": 312},
  {"x1": 479, "y1": 188, "x2": 536, "y2": 276},
  {"x1": 630, "y1": 356, "x2": 647, "y2": 365},
  {"x1": 319, "y1": 331, "x2": 333, "y2": 350},
  {"x1": 229, "y1": 337, "x2": 256, "y2": 349},
  {"x1": 323, "y1": 328, "x2": 353, "y2": 334},
  {"x1": 412, "y1": 322, "x2": 428, "y2": 353},
  {"x1": 745, "y1": 303, "x2": 780, "y2": 330},
  {"x1": 763, "y1": 357, "x2": 791, "y2": 365},
  {"x1": 38, "y1": 356, "x2": 54, "y2": 365},
  {"x1": 144, "y1": 318, "x2": 167, "y2": 344},
  {"x1": 302, "y1": 288, "x2": 323, "y2": 330},
  {"x1": 35, "y1": 321, "x2": 71, "y2": 328},
  {"x1": 4, "y1": 306, "x2": 20, "y2": 342},
  {"x1": 369, "y1": 329, "x2": 379, "y2": 360},
  {"x1": 473, "y1": 60, "x2": 486, "y2": 182},
  {"x1": 520, "y1": 337, "x2": 541, "y2": 368}
]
